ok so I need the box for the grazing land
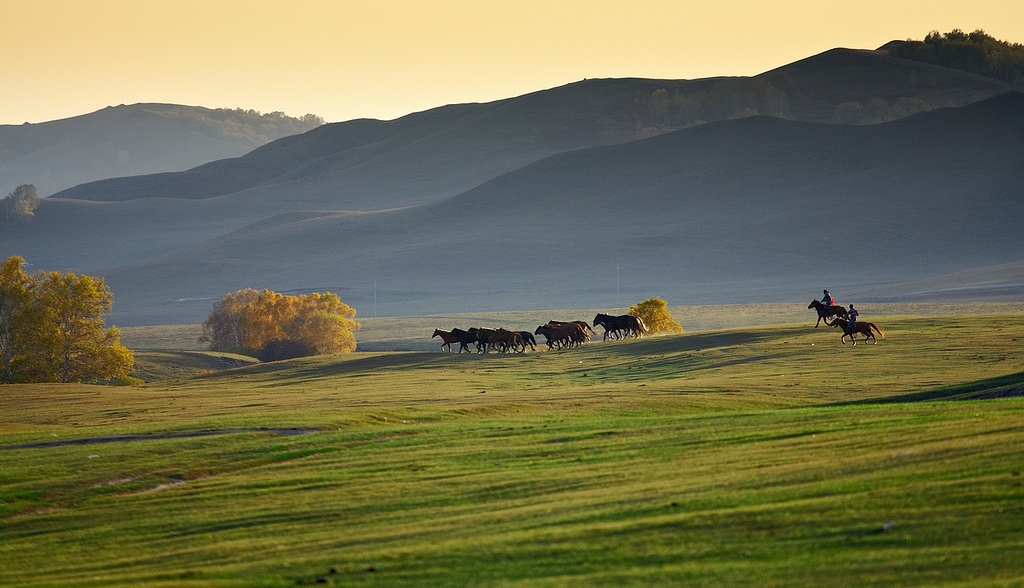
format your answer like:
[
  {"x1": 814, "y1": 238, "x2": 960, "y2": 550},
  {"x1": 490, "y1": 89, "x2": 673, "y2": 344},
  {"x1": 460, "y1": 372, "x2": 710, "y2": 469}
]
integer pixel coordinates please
[{"x1": 2, "y1": 308, "x2": 1024, "y2": 586}]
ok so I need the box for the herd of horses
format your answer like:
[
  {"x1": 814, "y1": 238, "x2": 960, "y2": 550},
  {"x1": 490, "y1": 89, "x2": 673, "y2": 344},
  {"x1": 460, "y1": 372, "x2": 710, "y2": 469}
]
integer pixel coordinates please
[
  {"x1": 808, "y1": 299, "x2": 885, "y2": 345},
  {"x1": 432, "y1": 304, "x2": 883, "y2": 352},
  {"x1": 432, "y1": 314, "x2": 649, "y2": 353}
]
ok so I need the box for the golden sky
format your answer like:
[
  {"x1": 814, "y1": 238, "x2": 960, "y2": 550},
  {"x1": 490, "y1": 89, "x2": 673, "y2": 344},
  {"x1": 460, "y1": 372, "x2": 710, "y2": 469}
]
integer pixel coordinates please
[{"x1": 2, "y1": 0, "x2": 1021, "y2": 124}]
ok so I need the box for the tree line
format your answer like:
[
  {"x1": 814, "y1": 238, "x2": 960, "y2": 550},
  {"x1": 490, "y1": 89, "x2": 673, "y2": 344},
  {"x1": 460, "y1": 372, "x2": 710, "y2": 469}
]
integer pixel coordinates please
[
  {"x1": 883, "y1": 29, "x2": 1024, "y2": 87},
  {"x1": 0, "y1": 256, "x2": 134, "y2": 384}
]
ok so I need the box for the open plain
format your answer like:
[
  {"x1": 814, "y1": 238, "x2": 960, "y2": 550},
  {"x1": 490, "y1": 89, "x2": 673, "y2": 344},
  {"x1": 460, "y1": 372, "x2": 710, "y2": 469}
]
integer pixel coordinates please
[{"x1": 2, "y1": 305, "x2": 1023, "y2": 587}]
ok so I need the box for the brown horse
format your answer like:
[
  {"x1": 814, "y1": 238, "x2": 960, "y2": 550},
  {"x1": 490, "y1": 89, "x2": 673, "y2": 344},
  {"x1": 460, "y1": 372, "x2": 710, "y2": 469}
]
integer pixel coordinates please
[
  {"x1": 431, "y1": 328, "x2": 459, "y2": 352},
  {"x1": 808, "y1": 299, "x2": 849, "y2": 328},
  {"x1": 831, "y1": 318, "x2": 884, "y2": 345}
]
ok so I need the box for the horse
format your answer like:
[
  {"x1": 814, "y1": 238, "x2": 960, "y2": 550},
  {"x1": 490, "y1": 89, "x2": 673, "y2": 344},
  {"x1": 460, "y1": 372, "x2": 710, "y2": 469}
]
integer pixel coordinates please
[
  {"x1": 431, "y1": 328, "x2": 459, "y2": 352},
  {"x1": 516, "y1": 331, "x2": 537, "y2": 352},
  {"x1": 535, "y1": 323, "x2": 579, "y2": 350},
  {"x1": 475, "y1": 328, "x2": 521, "y2": 353},
  {"x1": 808, "y1": 299, "x2": 849, "y2": 328},
  {"x1": 593, "y1": 313, "x2": 647, "y2": 340},
  {"x1": 450, "y1": 327, "x2": 479, "y2": 353},
  {"x1": 544, "y1": 321, "x2": 591, "y2": 346},
  {"x1": 831, "y1": 317, "x2": 884, "y2": 345}
]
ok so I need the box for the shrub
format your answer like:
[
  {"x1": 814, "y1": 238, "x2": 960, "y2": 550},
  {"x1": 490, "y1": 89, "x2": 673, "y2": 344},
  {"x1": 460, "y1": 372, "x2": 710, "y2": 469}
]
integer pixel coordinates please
[{"x1": 629, "y1": 297, "x2": 684, "y2": 335}]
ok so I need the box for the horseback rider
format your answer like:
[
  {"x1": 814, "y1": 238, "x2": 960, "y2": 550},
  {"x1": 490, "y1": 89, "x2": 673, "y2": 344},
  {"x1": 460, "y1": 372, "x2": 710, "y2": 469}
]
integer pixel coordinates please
[
  {"x1": 847, "y1": 304, "x2": 859, "y2": 333},
  {"x1": 822, "y1": 289, "x2": 834, "y2": 314}
]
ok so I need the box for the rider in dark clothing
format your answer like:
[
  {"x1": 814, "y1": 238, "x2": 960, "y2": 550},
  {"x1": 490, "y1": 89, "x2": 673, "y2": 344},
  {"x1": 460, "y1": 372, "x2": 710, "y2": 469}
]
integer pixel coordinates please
[
  {"x1": 847, "y1": 304, "x2": 859, "y2": 332},
  {"x1": 822, "y1": 290, "x2": 833, "y2": 308}
]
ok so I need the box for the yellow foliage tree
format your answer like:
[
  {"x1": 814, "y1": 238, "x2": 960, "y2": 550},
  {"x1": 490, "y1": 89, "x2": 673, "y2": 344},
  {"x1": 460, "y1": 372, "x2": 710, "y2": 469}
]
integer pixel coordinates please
[
  {"x1": 628, "y1": 297, "x2": 683, "y2": 335},
  {"x1": 201, "y1": 288, "x2": 360, "y2": 357},
  {"x1": 0, "y1": 256, "x2": 134, "y2": 383}
]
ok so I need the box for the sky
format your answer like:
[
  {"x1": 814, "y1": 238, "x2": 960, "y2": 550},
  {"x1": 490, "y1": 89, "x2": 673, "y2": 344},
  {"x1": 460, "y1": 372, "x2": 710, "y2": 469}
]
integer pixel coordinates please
[{"x1": 2, "y1": 0, "x2": 1021, "y2": 125}]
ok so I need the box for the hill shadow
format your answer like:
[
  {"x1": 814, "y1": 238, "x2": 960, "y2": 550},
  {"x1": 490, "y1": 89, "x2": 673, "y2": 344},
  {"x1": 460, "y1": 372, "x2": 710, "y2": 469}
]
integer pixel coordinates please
[
  {"x1": 835, "y1": 371, "x2": 1024, "y2": 405},
  {"x1": 592, "y1": 327, "x2": 804, "y2": 358}
]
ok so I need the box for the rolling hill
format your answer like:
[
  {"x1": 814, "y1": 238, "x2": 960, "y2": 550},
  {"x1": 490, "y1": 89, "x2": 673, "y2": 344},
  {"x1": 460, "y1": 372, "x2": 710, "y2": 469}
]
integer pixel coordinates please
[
  {"x1": 1, "y1": 48, "x2": 1021, "y2": 326},
  {"x1": 87, "y1": 91, "x2": 1024, "y2": 324},
  {"x1": 0, "y1": 103, "x2": 322, "y2": 197}
]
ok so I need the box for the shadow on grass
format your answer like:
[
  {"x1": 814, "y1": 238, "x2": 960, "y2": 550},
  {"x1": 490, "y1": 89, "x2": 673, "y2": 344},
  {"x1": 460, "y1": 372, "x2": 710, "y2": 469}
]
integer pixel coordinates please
[
  {"x1": 591, "y1": 327, "x2": 800, "y2": 357},
  {"x1": 838, "y1": 371, "x2": 1024, "y2": 405},
  {"x1": 194, "y1": 327, "x2": 803, "y2": 386}
]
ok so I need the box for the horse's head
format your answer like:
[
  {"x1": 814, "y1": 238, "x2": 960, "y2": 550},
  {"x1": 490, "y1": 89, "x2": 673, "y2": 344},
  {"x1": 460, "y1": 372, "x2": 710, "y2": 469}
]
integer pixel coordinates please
[
  {"x1": 808, "y1": 300, "x2": 819, "y2": 309},
  {"x1": 432, "y1": 329, "x2": 443, "y2": 338}
]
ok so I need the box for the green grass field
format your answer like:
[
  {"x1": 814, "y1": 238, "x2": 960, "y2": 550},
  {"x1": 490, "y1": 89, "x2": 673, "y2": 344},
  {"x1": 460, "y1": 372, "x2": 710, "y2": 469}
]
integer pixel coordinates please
[{"x1": 3, "y1": 308, "x2": 1024, "y2": 587}]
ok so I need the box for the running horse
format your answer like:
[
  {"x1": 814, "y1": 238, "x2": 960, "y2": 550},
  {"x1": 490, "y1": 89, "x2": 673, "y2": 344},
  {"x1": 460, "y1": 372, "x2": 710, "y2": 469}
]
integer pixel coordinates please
[
  {"x1": 831, "y1": 318, "x2": 884, "y2": 345},
  {"x1": 431, "y1": 328, "x2": 460, "y2": 352},
  {"x1": 593, "y1": 313, "x2": 648, "y2": 340},
  {"x1": 808, "y1": 299, "x2": 849, "y2": 328}
]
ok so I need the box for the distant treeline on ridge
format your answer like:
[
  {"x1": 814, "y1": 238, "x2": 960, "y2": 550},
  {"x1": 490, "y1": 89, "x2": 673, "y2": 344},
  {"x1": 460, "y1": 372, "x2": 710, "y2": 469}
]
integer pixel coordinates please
[{"x1": 881, "y1": 29, "x2": 1024, "y2": 87}]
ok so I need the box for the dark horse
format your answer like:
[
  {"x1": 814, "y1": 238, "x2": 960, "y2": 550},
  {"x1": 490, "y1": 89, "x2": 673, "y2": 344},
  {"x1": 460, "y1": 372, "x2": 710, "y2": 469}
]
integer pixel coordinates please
[
  {"x1": 808, "y1": 299, "x2": 849, "y2": 328},
  {"x1": 593, "y1": 313, "x2": 647, "y2": 340},
  {"x1": 831, "y1": 318, "x2": 884, "y2": 345},
  {"x1": 450, "y1": 328, "x2": 479, "y2": 353}
]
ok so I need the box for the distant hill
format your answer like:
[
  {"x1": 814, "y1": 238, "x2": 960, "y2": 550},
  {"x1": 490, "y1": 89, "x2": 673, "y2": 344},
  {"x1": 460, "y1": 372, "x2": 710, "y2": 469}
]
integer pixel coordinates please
[
  {"x1": 53, "y1": 48, "x2": 1011, "y2": 208},
  {"x1": 41, "y1": 92, "x2": 1024, "y2": 324},
  {"x1": 1, "y1": 49, "x2": 1021, "y2": 325},
  {"x1": 0, "y1": 104, "x2": 323, "y2": 197}
]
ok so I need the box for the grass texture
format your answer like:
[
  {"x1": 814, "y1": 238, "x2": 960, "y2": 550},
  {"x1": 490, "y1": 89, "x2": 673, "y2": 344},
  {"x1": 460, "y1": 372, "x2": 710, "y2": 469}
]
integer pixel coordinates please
[{"x1": 2, "y1": 311, "x2": 1023, "y2": 586}]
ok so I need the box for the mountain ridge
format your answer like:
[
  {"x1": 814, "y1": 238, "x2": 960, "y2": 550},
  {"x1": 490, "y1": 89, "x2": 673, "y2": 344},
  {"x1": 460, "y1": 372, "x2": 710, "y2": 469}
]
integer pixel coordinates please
[
  {"x1": 91, "y1": 92, "x2": 1024, "y2": 323},
  {"x1": 0, "y1": 103, "x2": 322, "y2": 197},
  {"x1": 1, "y1": 49, "x2": 1021, "y2": 325}
]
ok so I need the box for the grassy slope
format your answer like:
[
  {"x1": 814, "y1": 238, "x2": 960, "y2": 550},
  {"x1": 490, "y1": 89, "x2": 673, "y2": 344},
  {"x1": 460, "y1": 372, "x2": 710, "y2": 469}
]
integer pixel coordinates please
[{"x1": 2, "y1": 312, "x2": 1024, "y2": 586}]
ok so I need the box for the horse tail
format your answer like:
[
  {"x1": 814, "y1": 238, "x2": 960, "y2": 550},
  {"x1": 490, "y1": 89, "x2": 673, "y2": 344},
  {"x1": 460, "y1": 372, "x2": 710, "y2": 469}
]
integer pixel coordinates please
[
  {"x1": 635, "y1": 316, "x2": 649, "y2": 334},
  {"x1": 870, "y1": 323, "x2": 885, "y2": 339}
]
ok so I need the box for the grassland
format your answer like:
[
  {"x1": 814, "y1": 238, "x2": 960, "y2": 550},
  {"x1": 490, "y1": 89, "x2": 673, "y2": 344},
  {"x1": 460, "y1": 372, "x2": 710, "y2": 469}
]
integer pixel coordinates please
[{"x1": 3, "y1": 307, "x2": 1024, "y2": 587}]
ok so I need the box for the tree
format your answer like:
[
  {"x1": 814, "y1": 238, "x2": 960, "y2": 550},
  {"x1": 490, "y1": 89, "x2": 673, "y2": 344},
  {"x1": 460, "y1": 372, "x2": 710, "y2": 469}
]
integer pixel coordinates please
[
  {"x1": 201, "y1": 289, "x2": 360, "y2": 358},
  {"x1": 3, "y1": 184, "x2": 40, "y2": 224},
  {"x1": 0, "y1": 256, "x2": 33, "y2": 382},
  {"x1": 0, "y1": 256, "x2": 134, "y2": 383},
  {"x1": 628, "y1": 297, "x2": 683, "y2": 335}
]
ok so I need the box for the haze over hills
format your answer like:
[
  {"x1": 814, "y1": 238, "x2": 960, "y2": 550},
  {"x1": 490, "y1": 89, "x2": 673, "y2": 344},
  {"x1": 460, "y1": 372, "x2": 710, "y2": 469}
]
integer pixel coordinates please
[
  {"x1": 90, "y1": 92, "x2": 1024, "y2": 323},
  {"x1": 0, "y1": 104, "x2": 322, "y2": 197},
  {"x1": 1, "y1": 48, "x2": 1022, "y2": 326}
]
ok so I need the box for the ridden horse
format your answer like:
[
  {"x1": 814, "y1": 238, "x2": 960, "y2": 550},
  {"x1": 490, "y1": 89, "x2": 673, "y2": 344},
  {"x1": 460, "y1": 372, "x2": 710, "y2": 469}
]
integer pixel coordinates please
[
  {"x1": 808, "y1": 299, "x2": 849, "y2": 328},
  {"x1": 593, "y1": 313, "x2": 647, "y2": 340},
  {"x1": 831, "y1": 317, "x2": 884, "y2": 345},
  {"x1": 432, "y1": 329, "x2": 459, "y2": 352}
]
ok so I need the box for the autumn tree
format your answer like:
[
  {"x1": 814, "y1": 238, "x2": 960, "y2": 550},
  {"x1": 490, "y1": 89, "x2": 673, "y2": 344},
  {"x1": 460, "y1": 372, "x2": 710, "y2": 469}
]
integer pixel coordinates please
[
  {"x1": 0, "y1": 257, "x2": 33, "y2": 382},
  {"x1": 3, "y1": 184, "x2": 40, "y2": 224},
  {"x1": 201, "y1": 288, "x2": 360, "y2": 358},
  {"x1": 0, "y1": 256, "x2": 134, "y2": 383},
  {"x1": 628, "y1": 297, "x2": 683, "y2": 335}
]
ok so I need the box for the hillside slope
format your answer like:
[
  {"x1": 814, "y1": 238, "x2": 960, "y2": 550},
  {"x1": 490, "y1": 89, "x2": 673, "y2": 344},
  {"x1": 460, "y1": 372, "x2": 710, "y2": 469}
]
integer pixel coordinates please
[
  {"x1": 93, "y1": 92, "x2": 1024, "y2": 324},
  {"x1": 53, "y1": 48, "x2": 1011, "y2": 210},
  {"x1": 0, "y1": 104, "x2": 321, "y2": 197}
]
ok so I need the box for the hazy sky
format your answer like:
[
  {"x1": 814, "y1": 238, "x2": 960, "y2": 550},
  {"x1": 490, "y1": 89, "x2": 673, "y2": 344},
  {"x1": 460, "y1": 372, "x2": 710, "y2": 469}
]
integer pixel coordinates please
[{"x1": 2, "y1": 1, "x2": 1021, "y2": 125}]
